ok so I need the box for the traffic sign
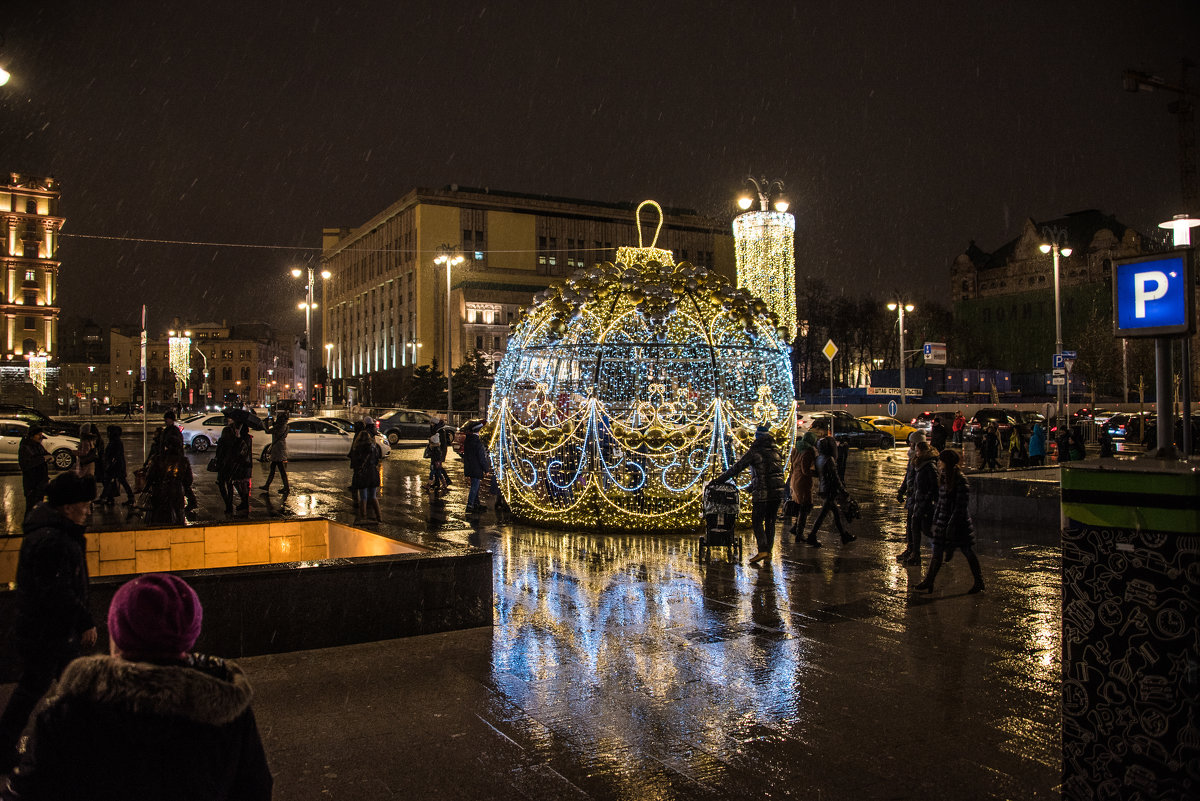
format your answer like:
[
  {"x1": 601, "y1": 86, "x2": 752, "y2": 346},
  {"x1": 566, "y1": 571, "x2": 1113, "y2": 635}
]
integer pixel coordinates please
[
  {"x1": 1062, "y1": 350, "x2": 1077, "y2": 359},
  {"x1": 1063, "y1": 358, "x2": 1075, "y2": 373},
  {"x1": 888, "y1": 400, "x2": 898, "y2": 417},
  {"x1": 1052, "y1": 354, "x2": 1063, "y2": 369},
  {"x1": 1053, "y1": 368, "x2": 1066, "y2": 376},
  {"x1": 822, "y1": 339, "x2": 838, "y2": 361},
  {"x1": 1051, "y1": 376, "x2": 1066, "y2": 386},
  {"x1": 1112, "y1": 250, "x2": 1196, "y2": 337}
]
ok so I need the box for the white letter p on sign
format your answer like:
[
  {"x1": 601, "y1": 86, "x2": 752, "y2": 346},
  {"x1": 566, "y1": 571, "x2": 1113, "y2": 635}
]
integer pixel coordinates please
[{"x1": 1134, "y1": 271, "x2": 1169, "y2": 318}]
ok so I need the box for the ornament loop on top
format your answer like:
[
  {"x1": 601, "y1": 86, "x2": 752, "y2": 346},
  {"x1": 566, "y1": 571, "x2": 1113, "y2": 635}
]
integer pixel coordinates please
[{"x1": 635, "y1": 200, "x2": 664, "y2": 249}]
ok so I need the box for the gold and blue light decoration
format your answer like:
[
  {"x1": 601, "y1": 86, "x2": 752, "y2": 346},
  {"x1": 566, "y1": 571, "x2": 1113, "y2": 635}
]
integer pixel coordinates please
[{"x1": 486, "y1": 200, "x2": 796, "y2": 532}]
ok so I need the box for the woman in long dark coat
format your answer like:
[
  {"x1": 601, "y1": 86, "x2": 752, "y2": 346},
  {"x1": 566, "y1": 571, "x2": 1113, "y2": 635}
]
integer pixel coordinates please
[
  {"x1": 215, "y1": 415, "x2": 253, "y2": 514},
  {"x1": 145, "y1": 435, "x2": 193, "y2": 525},
  {"x1": 915, "y1": 449, "x2": 984, "y2": 594},
  {"x1": 261, "y1": 412, "x2": 290, "y2": 496},
  {"x1": 349, "y1": 417, "x2": 382, "y2": 521},
  {"x1": 98, "y1": 425, "x2": 135, "y2": 506}
]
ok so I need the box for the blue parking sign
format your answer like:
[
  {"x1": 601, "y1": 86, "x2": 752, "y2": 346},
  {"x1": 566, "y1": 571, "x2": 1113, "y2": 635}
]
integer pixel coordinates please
[{"x1": 1113, "y1": 250, "x2": 1195, "y2": 337}]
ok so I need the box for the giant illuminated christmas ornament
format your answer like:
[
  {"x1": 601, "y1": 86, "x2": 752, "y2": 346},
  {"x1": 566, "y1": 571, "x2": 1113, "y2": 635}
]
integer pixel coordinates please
[
  {"x1": 734, "y1": 176, "x2": 796, "y2": 340},
  {"x1": 486, "y1": 200, "x2": 796, "y2": 532}
]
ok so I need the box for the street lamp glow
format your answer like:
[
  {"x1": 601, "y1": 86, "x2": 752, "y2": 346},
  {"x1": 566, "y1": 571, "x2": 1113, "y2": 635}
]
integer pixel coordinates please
[
  {"x1": 320, "y1": 269, "x2": 331, "y2": 280},
  {"x1": 737, "y1": 195, "x2": 754, "y2": 210},
  {"x1": 0, "y1": 67, "x2": 10, "y2": 87},
  {"x1": 888, "y1": 300, "x2": 915, "y2": 405},
  {"x1": 435, "y1": 246, "x2": 464, "y2": 418},
  {"x1": 291, "y1": 268, "x2": 302, "y2": 278},
  {"x1": 773, "y1": 200, "x2": 789, "y2": 213},
  {"x1": 1041, "y1": 225, "x2": 1071, "y2": 419},
  {"x1": 1159, "y1": 214, "x2": 1200, "y2": 247}
]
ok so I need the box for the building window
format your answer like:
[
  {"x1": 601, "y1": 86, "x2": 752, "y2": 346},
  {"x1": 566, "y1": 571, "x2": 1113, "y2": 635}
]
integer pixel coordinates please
[
  {"x1": 476, "y1": 336, "x2": 484, "y2": 350},
  {"x1": 475, "y1": 251, "x2": 484, "y2": 261},
  {"x1": 22, "y1": 290, "x2": 36, "y2": 306},
  {"x1": 23, "y1": 317, "x2": 35, "y2": 330},
  {"x1": 493, "y1": 335, "x2": 501, "y2": 350},
  {"x1": 222, "y1": 366, "x2": 233, "y2": 380},
  {"x1": 241, "y1": 366, "x2": 250, "y2": 381},
  {"x1": 468, "y1": 310, "x2": 477, "y2": 323},
  {"x1": 222, "y1": 349, "x2": 234, "y2": 359},
  {"x1": 507, "y1": 311, "x2": 513, "y2": 323},
  {"x1": 24, "y1": 270, "x2": 35, "y2": 281}
]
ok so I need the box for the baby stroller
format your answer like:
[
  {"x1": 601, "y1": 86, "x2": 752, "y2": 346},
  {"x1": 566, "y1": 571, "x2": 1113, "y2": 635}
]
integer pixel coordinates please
[{"x1": 699, "y1": 481, "x2": 742, "y2": 561}]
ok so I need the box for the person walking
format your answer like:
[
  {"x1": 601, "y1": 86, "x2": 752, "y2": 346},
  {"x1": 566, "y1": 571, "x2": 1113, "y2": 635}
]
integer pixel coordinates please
[
  {"x1": 785, "y1": 427, "x2": 819, "y2": 543},
  {"x1": 805, "y1": 428, "x2": 856, "y2": 547},
  {"x1": 349, "y1": 416, "x2": 382, "y2": 521},
  {"x1": 260, "y1": 411, "x2": 290, "y2": 497},
  {"x1": 712, "y1": 423, "x2": 786, "y2": 564},
  {"x1": 1054, "y1": 424, "x2": 1073, "y2": 464},
  {"x1": 1028, "y1": 420, "x2": 1047, "y2": 467},
  {"x1": 462, "y1": 421, "x2": 493, "y2": 515},
  {"x1": 981, "y1": 422, "x2": 1001, "y2": 470},
  {"x1": 1098, "y1": 429, "x2": 1114, "y2": 458},
  {"x1": 951, "y1": 411, "x2": 966, "y2": 446},
  {"x1": 144, "y1": 434, "x2": 193, "y2": 526},
  {"x1": 215, "y1": 412, "x2": 253, "y2": 514},
  {"x1": 74, "y1": 428, "x2": 100, "y2": 481},
  {"x1": 0, "y1": 472, "x2": 99, "y2": 772},
  {"x1": 121, "y1": 402, "x2": 133, "y2": 421},
  {"x1": 1, "y1": 573, "x2": 273, "y2": 799},
  {"x1": 929, "y1": 416, "x2": 949, "y2": 451},
  {"x1": 98, "y1": 425, "x2": 135, "y2": 507},
  {"x1": 17, "y1": 426, "x2": 52, "y2": 521},
  {"x1": 895, "y1": 430, "x2": 926, "y2": 563},
  {"x1": 915, "y1": 449, "x2": 984, "y2": 594},
  {"x1": 427, "y1": 418, "x2": 452, "y2": 493},
  {"x1": 899, "y1": 440, "x2": 938, "y2": 565}
]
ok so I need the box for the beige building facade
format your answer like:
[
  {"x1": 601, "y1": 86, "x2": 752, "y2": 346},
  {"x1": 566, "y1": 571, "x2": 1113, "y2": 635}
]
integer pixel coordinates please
[
  {"x1": 321, "y1": 186, "x2": 734, "y2": 395},
  {"x1": 1, "y1": 173, "x2": 63, "y2": 363}
]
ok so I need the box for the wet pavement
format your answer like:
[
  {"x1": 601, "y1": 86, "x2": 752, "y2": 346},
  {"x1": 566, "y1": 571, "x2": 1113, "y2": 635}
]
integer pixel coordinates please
[{"x1": 1, "y1": 440, "x2": 1062, "y2": 800}]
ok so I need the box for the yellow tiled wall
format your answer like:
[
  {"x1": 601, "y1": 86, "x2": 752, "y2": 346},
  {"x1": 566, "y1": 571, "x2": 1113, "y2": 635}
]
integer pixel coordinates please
[{"x1": 1, "y1": 520, "x2": 422, "y2": 584}]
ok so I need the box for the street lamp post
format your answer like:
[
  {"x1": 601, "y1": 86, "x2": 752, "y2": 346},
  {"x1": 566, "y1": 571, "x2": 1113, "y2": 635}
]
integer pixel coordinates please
[
  {"x1": 193, "y1": 345, "x2": 209, "y2": 408},
  {"x1": 434, "y1": 245, "x2": 464, "y2": 419},
  {"x1": 292, "y1": 264, "x2": 331, "y2": 412},
  {"x1": 1039, "y1": 227, "x2": 1073, "y2": 421},
  {"x1": 887, "y1": 301, "x2": 915, "y2": 409},
  {"x1": 324, "y1": 343, "x2": 333, "y2": 406}
]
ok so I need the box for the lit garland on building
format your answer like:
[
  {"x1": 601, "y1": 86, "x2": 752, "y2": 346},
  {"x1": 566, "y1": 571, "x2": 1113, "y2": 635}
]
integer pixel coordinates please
[
  {"x1": 486, "y1": 201, "x2": 796, "y2": 533},
  {"x1": 168, "y1": 333, "x2": 191, "y2": 391},
  {"x1": 27, "y1": 352, "x2": 48, "y2": 394},
  {"x1": 733, "y1": 210, "x2": 796, "y2": 341}
]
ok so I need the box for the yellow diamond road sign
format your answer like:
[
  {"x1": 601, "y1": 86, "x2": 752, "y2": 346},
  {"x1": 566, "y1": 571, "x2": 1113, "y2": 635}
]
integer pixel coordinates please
[{"x1": 823, "y1": 339, "x2": 838, "y2": 361}]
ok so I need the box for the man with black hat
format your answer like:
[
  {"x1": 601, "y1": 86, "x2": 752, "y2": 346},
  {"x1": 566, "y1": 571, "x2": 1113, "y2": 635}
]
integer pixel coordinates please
[
  {"x1": 2, "y1": 573, "x2": 273, "y2": 798},
  {"x1": 17, "y1": 426, "x2": 52, "y2": 520},
  {"x1": 711, "y1": 423, "x2": 785, "y2": 564},
  {"x1": 0, "y1": 472, "x2": 98, "y2": 772}
]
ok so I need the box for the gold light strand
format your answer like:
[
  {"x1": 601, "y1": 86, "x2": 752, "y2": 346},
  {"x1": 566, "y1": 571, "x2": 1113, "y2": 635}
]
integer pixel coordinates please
[
  {"x1": 733, "y1": 211, "x2": 796, "y2": 340},
  {"x1": 27, "y1": 353, "x2": 48, "y2": 394}
]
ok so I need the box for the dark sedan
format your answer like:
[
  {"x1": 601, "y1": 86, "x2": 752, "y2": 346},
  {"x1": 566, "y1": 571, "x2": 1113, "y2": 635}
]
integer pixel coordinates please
[{"x1": 804, "y1": 413, "x2": 895, "y2": 449}]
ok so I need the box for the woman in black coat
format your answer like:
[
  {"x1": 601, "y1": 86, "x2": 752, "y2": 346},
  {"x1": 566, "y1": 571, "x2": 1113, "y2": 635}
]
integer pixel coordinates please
[
  {"x1": 215, "y1": 416, "x2": 253, "y2": 514},
  {"x1": 915, "y1": 449, "x2": 984, "y2": 594},
  {"x1": 462, "y1": 422, "x2": 492, "y2": 515},
  {"x1": 98, "y1": 425, "x2": 135, "y2": 506},
  {"x1": 349, "y1": 418, "x2": 382, "y2": 521},
  {"x1": 803, "y1": 430, "x2": 854, "y2": 547}
]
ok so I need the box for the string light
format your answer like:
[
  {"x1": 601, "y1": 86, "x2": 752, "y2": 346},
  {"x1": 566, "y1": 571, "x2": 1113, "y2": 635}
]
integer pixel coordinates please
[
  {"x1": 733, "y1": 210, "x2": 796, "y2": 341},
  {"x1": 486, "y1": 200, "x2": 796, "y2": 533},
  {"x1": 168, "y1": 333, "x2": 191, "y2": 387},
  {"x1": 27, "y1": 352, "x2": 48, "y2": 394}
]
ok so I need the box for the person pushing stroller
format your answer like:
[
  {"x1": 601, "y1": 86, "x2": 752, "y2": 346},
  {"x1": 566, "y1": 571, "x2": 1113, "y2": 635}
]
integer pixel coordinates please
[{"x1": 710, "y1": 423, "x2": 785, "y2": 565}]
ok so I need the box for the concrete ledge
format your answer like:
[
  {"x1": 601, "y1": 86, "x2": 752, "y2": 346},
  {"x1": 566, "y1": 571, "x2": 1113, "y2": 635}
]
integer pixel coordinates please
[
  {"x1": 967, "y1": 468, "x2": 1061, "y2": 533},
  {"x1": 0, "y1": 521, "x2": 492, "y2": 682}
]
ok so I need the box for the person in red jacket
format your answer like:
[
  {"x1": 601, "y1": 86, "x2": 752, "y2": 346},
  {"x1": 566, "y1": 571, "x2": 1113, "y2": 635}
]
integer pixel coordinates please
[{"x1": 951, "y1": 411, "x2": 966, "y2": 446}]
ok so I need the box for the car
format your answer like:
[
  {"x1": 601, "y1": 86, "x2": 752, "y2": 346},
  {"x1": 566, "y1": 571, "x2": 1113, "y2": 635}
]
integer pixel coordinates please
[
  {"x1": 965, "y1": 408, "x2": 1035, "y2": 445},
  {"x1": 375, "y1": 409, "x2": 457, "y2": 446},
  {"x1": 858, "y1": 415, "x2": 917, "y2": 442},
  {"x1": 1104, "y1": 412, "x2": 1155, "y2": 442},
  {"x1": 180, "y1": 413, "x2": 229, "y2": 452},
  {"x1": 1142, "y1": 414, "x2": 1200, "y2": 453},
  {"x1": 909, "y1": 410, "x2": 958, "y2": 433},
  {"x1": 255, "y1": 417, "x2": 390, "y2": 461},
  {"x1": 0, "y1": 403, "x2": 80, "y2": 438},
  {"x1": 797, "y1": 409, "x2": 857, "y2": 431},
  {"x1": 318, "y1": 417, "x2": 392, "y2": 458},
  {"x1": 800, "y1": 412, "x2": 894, "y2": 449},
  {"x1": 0, "y1": 419, "x2": 81, "y2": 470}
]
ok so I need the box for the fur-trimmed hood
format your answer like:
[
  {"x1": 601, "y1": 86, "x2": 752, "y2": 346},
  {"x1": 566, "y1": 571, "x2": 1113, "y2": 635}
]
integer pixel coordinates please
[
  {"x1": 914, "y1": 447, "x2": 940, "y2": 470},
  {"x1": 51, "y1": 654, "x2": 255, "y2": 727}
]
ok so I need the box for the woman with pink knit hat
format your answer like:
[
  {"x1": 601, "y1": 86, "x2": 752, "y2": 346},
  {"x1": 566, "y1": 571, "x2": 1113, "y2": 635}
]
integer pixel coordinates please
[{"x1": 2, "y1": 573, "x2": 272, "y2": 799}]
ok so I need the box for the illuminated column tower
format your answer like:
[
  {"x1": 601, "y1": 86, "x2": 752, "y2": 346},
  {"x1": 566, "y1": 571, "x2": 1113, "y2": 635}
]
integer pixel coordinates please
[{"x1": 733, "y1": 176, "x2": 796, "y2": 339}]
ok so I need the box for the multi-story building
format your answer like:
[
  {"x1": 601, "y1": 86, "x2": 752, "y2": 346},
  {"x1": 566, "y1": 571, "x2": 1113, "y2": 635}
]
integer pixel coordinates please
[
  {"x1": 949, "y1": 209, "x2": 1165, "y2": 394},
  {"x1": 321, "y1": 185, "x2": 735, "y2": 403},
  {"x1": 109, "y1": 321, "x2": 297, "y2": 409},
  {"x1": 0, "y1": 174, "x2": 64, "y2": 408}
]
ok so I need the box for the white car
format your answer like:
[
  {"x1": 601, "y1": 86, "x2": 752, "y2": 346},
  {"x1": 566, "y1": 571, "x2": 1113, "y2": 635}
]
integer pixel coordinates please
[
  {"x1": 180, "y1": 413, "x2": 228, "y2": 452},
  {"x1": 0, "y1": 419, "x2": 81, "y2": 470},
  {"x1": 322, "y1": 418, "x2": 392, "y2": 458},
  {"x1": 255, "y1": 417, "x2": 390, "y2": 461}
]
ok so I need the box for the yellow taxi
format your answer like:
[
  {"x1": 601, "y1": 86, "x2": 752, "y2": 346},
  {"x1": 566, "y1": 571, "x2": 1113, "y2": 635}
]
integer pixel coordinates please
[{"x1": 858, "y1": 415, "x2": 918, "y2": 443}]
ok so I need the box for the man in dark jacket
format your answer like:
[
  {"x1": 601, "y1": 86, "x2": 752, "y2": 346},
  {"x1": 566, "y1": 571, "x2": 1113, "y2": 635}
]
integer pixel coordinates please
[
  {"x1": 712, "y1": 424, "x2": 785, "y2": 564},
  {"x1": 462, "y1": 421, "x2": 493, "y2": 515},
  {"x1": 17, "y1": 427, "x2": 51, "y2": 521},
  {"x1": 805, "y1": 426, "x2": 856, "y2": 547},
  {"x1": 0, "y1": 472, "x2": 98, "y2": 772},
  {"x1": 1, "y1": 573, "x2": 273, "y2": 799},
  {"x1": 929, "y1": 417, "x2": 949, "y2": 451}
]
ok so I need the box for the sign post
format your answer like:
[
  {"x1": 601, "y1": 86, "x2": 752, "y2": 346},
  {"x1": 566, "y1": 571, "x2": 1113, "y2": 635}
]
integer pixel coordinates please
[
  {"x1": 823, "y1": 339, "x2": 838, "y2": 408},
  {"x1": 1113, "y1": 249, "x2": 1196, "y2": 455}
]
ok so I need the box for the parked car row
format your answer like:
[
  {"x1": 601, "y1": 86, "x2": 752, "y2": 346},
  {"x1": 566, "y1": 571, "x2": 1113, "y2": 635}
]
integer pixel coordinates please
[{"x1": 798, "y1": 410, "x2": 896, "y2": 449}]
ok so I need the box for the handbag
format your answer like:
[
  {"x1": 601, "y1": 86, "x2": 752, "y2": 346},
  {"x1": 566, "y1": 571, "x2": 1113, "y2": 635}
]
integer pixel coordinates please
[
  {"x1": 422, "y1": 444, "x2": 434, "y2": 459},
  {"x1": 206, "y1": 457, "x2": 219, "y2": 472}
]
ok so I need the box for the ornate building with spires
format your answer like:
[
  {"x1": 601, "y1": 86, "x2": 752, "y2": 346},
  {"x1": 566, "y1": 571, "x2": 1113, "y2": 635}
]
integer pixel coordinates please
[
  {"x1": 949, "y1": 210, "x2": 1153, "y2": 383},
  {"x1": 1, "y1": 173, "x2": 64, "y2": 407}
]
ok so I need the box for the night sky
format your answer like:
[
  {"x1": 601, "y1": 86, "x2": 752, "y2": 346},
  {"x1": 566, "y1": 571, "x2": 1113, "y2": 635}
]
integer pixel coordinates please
[{"x1": 1, "y1": 1, "x2": 1196, "y2": 336}]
